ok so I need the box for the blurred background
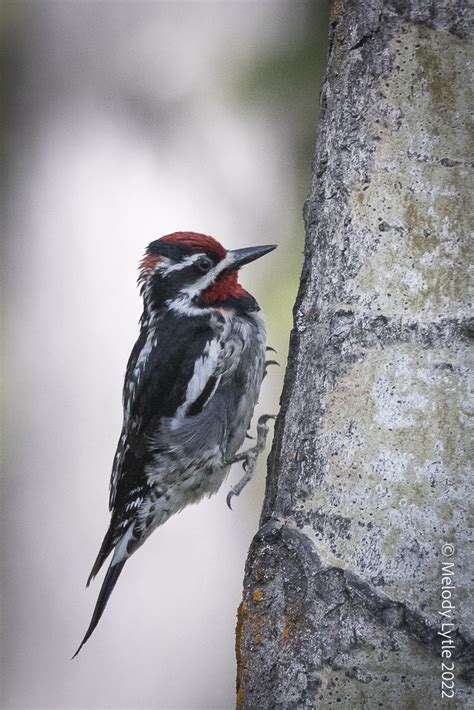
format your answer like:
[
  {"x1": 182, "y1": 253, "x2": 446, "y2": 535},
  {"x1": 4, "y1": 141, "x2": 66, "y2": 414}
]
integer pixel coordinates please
[{"x1": 1, "y1": 1, "x2": 328, "y2": 708}]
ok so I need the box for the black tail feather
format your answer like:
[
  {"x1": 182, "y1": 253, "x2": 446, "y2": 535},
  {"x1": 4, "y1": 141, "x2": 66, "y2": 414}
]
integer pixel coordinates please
[
  {"x1": 86, "y1": 526, "x2": 114, "y2": 587},
  {"x1": 73, "y1": 559, "x2": 126, "y2": 658}
]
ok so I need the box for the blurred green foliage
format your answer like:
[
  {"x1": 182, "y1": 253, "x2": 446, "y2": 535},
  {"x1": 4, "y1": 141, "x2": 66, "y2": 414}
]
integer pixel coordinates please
[{"x1": 233, "y1": 1, "x2": 329, "y2": 359}]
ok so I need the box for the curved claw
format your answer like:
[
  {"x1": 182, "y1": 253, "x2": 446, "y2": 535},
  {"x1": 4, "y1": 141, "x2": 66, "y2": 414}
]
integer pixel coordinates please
[
  {"x1": 266, "y1": 346, "x2": 277, "y2": 353},
  {"x1": 226, "y1": 490, "x2": 235, "y2": 510},
  {"x1": 264, "y1": 360, "x2": 280, "y2": 368}
]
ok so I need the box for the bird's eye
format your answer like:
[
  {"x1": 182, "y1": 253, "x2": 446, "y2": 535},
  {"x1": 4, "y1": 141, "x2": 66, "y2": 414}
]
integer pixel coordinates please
[{"x1": 195, "y1": 256, "x2": 213, "y2": 273}]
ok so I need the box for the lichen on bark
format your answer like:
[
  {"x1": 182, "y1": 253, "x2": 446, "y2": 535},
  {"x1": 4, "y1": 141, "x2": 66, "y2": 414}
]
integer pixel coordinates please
[{"x1": 236, "y1": 1, "x2": 473, "y2": 708}]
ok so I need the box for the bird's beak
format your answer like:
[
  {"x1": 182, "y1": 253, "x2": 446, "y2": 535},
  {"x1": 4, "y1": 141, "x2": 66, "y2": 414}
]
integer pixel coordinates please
[{"x1": 227, "y1": 244, "x2": 277, "y2": 270}]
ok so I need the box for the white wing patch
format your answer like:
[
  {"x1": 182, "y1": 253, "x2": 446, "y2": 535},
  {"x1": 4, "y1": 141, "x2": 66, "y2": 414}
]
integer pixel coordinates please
[{"x1": 171, "y1": 338, "x2": 221, "y2": 427}]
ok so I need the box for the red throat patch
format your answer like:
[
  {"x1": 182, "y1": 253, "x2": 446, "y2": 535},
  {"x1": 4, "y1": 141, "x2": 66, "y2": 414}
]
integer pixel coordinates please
[{"x1": 200, "y1": 271, "x2": 248, "y2": 305}]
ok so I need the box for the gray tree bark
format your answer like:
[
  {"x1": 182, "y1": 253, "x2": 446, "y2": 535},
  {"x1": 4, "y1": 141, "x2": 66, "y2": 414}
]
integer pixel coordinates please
[{"x1": 236, "y1": 1, "x2": 473, "y2": 708}]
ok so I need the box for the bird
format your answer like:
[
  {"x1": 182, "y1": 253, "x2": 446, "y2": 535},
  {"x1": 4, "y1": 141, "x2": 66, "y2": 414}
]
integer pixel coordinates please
[{"x1": 73, "y1": 231, "x2": 277, "y2": 656}]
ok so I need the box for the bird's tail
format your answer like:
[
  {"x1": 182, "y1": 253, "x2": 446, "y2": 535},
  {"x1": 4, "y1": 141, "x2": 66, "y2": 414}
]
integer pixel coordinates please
[
  {"x1": 86, "y1": 525, "x2": 115, "y2": 587},
  {"x1": 72, "y1": 559, "x2": 126, "y2": 658}
]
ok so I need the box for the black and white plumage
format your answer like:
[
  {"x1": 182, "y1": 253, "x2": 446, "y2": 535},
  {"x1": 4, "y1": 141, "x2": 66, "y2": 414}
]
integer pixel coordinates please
[{"x1": 74, "y1": 231, "x2": 276, "y2": 656}]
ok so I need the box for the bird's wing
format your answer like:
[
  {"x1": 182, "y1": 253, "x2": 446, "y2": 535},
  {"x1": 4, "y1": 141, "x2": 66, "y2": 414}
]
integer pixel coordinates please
[
  {"x1": 77, "y1": 320, "x2": 233, "y2": 653},
  {"x1": 87, "y1": 316, "x2": 225, "y2": 586},
  {"x1": 110, "y1": 316, "x2": 224, "y2": 509},
  {"x1": 80, "y1": 315, "x2": 251, "y2": 654}
]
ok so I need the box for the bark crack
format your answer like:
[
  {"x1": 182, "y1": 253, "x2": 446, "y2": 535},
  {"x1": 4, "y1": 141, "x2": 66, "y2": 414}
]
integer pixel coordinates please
[
  {"x1": 348, "y1": 10, "x2": 383, "y2": 51},
  {"x1": 241, "y1": 520, "x2": 474, "y2": 685}
]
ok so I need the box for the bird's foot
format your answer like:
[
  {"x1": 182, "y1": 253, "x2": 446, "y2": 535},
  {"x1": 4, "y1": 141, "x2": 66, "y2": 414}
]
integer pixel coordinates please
[{"x1": 226, "y1": 414, "x2": 275, "y2": 509}]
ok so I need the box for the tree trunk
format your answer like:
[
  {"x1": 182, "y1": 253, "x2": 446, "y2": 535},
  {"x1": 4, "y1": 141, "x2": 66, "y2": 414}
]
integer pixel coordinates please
[{"x1": 236, "y1": 1, "x2": 473, "y2": 708}]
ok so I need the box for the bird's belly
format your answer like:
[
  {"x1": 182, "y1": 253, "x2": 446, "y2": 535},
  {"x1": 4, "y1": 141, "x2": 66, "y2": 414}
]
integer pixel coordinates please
[
  {"x1": 142, "y1": 384, "x2": 259, "y2": 527},
  {"x1": 139, "y1": 452, "x2": 229, "y2": 537}
]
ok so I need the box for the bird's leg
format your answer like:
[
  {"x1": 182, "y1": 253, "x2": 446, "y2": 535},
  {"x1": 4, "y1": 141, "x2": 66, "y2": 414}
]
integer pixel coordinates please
[{"x1": 226, "y1": 414, "x2": 275, "y2": 509}]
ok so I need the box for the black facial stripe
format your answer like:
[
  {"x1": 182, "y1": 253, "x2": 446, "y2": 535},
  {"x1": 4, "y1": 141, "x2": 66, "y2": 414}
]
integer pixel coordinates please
[
  {"x1": 148, "y1": 261, "x2": 217, "y2": 308},
  {"x1": 151, "y1": 266, "x2": 195, "y2": 296}
]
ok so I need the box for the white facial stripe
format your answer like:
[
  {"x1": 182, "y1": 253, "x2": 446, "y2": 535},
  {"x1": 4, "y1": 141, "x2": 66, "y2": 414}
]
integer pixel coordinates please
[
  {"x1": 214, "y1": 251, "x2": 235, "y2": 275},
  {"x1": 161, "y1": 252, "x2": 205, "y2": 275},
  {"x1": 155, "y1": 256, "x2": 173, "y2": 270}
]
